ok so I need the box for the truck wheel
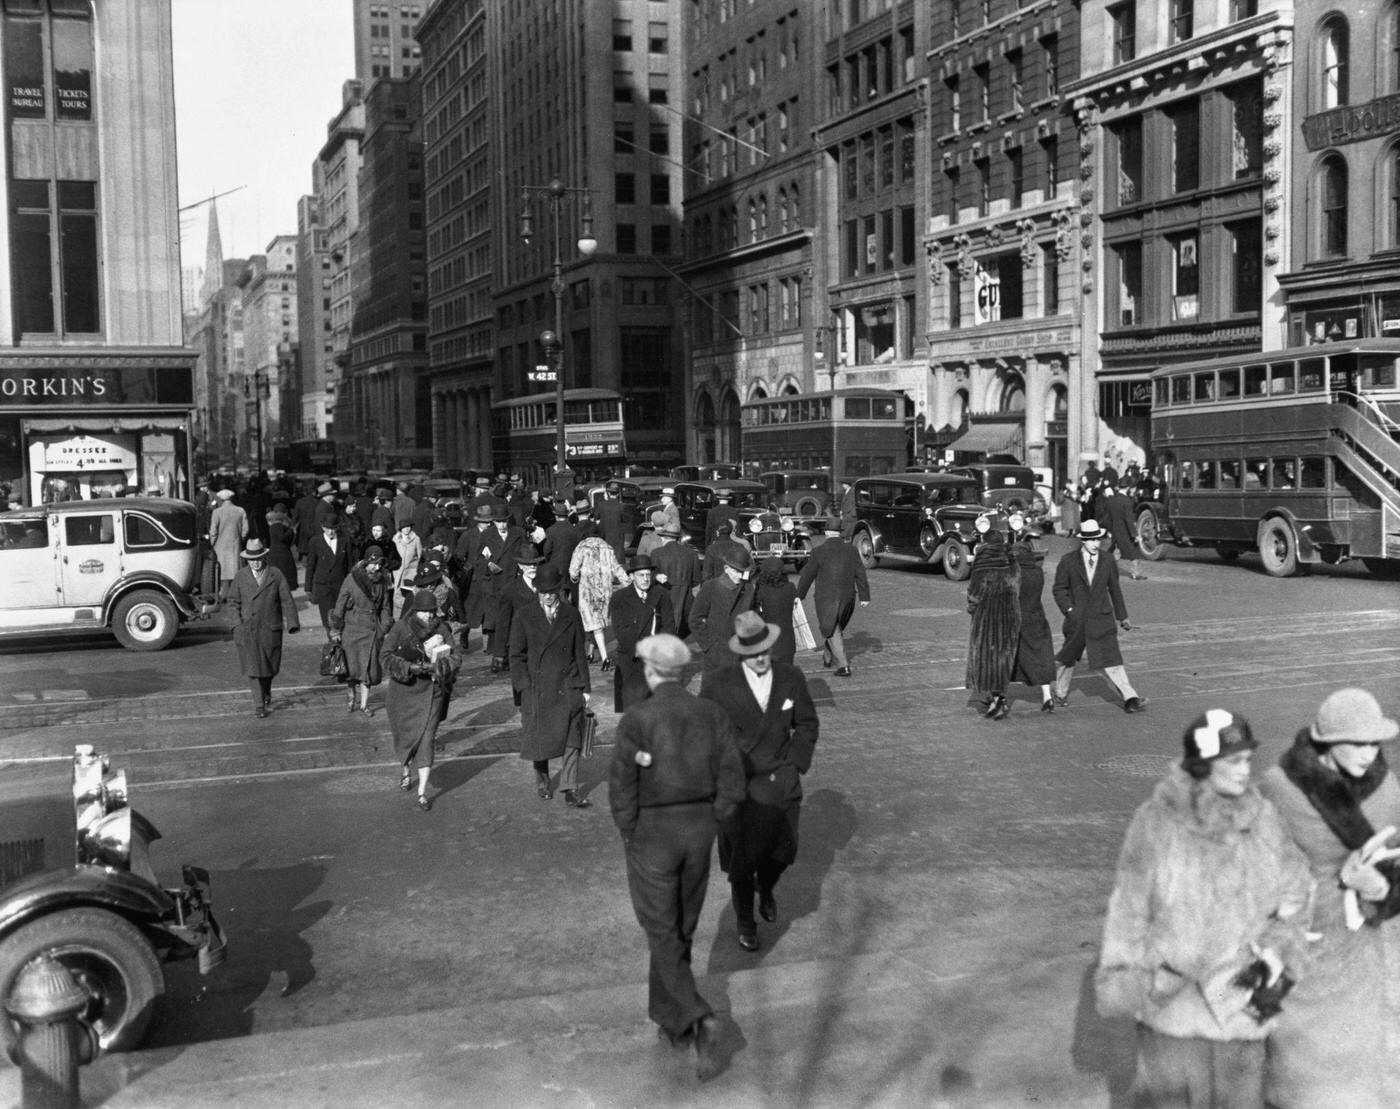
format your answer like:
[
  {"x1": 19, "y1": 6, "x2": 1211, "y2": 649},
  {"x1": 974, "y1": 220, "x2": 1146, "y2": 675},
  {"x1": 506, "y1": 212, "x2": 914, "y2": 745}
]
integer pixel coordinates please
[
  {"x1": 112, "y1": 590, "x2": 178, "y2": 651},
  {"x1": 1258, "y1": 518, "x2": 1302, "y2": 577},
  {"x1": 1135, "y1": 507, "x2": 1166, "y2": 561},
  {"x1": 0, "y1": 907, "x2": 163, "y2": 1054},
  {"x1": 854, "y1": 529, "x2": 878, "y2": 570},
  {"x1": 942, "y1": 539, "x2": 971, "y2": 581}
]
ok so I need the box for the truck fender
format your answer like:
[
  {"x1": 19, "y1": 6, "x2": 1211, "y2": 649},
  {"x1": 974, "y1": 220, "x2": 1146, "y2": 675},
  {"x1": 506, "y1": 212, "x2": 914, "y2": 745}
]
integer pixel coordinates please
[{"x1": 1256, "y1": 509, "x2": 1321, "y2": 563}]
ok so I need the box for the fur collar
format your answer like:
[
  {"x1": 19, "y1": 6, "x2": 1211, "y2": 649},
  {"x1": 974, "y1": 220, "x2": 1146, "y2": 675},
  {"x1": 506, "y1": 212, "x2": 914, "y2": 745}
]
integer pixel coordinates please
[
  {"x1": 351, "y1": 564, "x2": 385, "y2": 600},
  {"x1": 1154, "y1": 764, "x2": 1265, "y2": 840},
  {"x1": 1278, "y1": 729, "x2": 1390, "y2": 852}
]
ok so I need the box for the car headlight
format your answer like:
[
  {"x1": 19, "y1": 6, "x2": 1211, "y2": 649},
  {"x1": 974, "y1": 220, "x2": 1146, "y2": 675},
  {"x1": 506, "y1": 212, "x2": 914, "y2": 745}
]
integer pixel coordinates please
[
  {"x1": 81, "y1": 807, "x2": 132, "y2": 870},
  {"x1": 749, "y1": 517, "x2": 763, "y2": 533},
  {"x1": 781, "y1": 516, "x2": 794, "y2": 532}
]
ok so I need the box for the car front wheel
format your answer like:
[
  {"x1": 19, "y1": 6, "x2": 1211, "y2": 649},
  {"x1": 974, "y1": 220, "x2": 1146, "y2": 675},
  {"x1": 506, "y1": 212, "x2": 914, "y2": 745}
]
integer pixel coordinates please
[
  {"x1": 854, "y1": 529, "x2": 878, "y2": 570},
  {"x1": 942, "y1": 539, "x2": 971, "y2": 581},
  {"x1": 0, "y1": 907, "x2": 164, "y2": 1055}
]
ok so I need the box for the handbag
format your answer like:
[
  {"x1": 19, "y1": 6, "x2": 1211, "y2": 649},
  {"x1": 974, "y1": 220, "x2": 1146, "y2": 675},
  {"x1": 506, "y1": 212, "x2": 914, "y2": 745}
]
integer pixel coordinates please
[
  {"x1": 792, "y1": 597, "x2": 816, "y2": 652},
  {"x1": 580, "y1": 708, "x2": 598, "y2": 759},
  {"x1": 320, "y1": 640, "x2": 348, "y2": 679}
]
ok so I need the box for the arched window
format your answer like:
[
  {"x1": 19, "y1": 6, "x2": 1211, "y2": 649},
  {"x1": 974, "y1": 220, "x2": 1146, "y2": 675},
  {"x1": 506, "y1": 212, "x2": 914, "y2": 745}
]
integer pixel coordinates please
[
  {"x1": 776, "y1": 188, "x2": 788, "y2": 233},
  {"x1": 1391, "y1": 145, "x2": 1400, "y2": 246},
  {"x1": 758, "y1": 194, "x2": 768, "y2": 236},
  {"x1": 748, "y1": 199, "x2": 758, "y2": 242},
  {"x1": 1322, "y1": 18, "x2": 1349, "y2": 108},
  {"x1": 789, "y1": 183, "x2": 799, "y2": 225},
  {"x1": 1321, "y1": 155, "x2": 1348, "y2": 257}
]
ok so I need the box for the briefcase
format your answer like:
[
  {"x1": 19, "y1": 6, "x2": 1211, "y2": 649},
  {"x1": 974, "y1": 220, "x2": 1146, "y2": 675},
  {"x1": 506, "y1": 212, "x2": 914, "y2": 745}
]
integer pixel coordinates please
[{"x1": 581, "y1": 708, "x2": 598, "y2": 759}]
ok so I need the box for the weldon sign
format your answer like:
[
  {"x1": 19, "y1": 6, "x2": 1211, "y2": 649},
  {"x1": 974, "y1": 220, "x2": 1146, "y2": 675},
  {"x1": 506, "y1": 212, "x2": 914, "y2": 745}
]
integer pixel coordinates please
[
  {"x1": 1302, "y1": 93, "x2": 1400, "y2": 151},
  {"x1": 0, "y1": 365, "x2": 193, "y2": 409}
]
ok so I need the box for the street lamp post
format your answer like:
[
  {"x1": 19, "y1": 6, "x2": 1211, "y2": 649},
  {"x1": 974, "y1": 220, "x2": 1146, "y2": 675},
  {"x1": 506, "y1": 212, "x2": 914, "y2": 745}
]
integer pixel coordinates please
[
  {"x1": 519, "y1": 178, "x2": 597, "y2": 500},
  {"x1": 814, "y1": 324, "x2": 840, "y2": 475},
  {"x1": 244, "y1": 370, "x2": 270, "y2": 474}
]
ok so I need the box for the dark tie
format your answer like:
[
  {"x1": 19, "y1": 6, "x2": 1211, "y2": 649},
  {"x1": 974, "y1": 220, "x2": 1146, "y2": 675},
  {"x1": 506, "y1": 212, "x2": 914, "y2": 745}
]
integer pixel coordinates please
[{"x1": 1088, "y1": 553, "x2": 1097, "y2": 575}]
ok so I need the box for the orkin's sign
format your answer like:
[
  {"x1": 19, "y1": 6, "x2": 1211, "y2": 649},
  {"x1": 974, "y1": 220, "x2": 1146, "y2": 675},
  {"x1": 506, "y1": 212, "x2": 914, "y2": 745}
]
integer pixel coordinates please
[
  {"x1": 3, "y1": 374, "x2": 110, "y2": 399},
  {"x1": 0, "y1": 365, "x2": 193, "y2": 408},
  {"x1": 1302, "y1": 93, "x2": 1400, "y2": 151}
]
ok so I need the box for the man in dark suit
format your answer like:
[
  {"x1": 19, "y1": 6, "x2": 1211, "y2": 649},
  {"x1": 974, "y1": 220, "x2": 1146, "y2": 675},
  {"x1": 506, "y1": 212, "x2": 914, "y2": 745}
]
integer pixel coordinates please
[
  {"x1": 609, "y1": 633, "x2": 746, "y2": 1079},
  {"x1": 292, "y1": 480, "x2": 321, "y2": 562},
  {"x1": 691, "y1": 545, "x2": 757, "y2": 681},
  {"x1": 509, "y1": 564, "x2": 592, "y2": 807},
  {"x1": 795, "y1": 532, "x2": 869, "y2": 677},
  {"x1": 704, "y1": 490, "x2": 736, "y2": 548},
  {"x1": 597, "y1": 481, "x2": 627, "y2": 561},
  {"x1": 304, "y1": 521, "x2": 351, "y2": 631},
  {"x1": 701, "y1": 611, "x2": 818, "y2": 954},
  {"x1": 1051, "y1": 519, "x2": 1145, "y2": 713},
  {"x1": 543, "y1": 504, "x2": 583, "y2": 604},
  {"x1": 609, "y1": 555, "x2": 677, "y2": 711},
  {"x1": 311, "y1": 481, "x2": 341, "y2": 533},
  {"x1": 650, "y1": 522, "x2": 701, "y2": 638},
  {"x1": 1097, "y1": 467, "x2": 1148, "y2": 581}
]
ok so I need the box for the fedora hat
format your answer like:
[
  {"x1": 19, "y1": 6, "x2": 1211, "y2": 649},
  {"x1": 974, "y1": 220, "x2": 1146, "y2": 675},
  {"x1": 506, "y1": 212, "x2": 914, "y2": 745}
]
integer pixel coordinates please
[
  {"x1": 410, "y1": 588, "x2": 439, "y2": 613},
  {"x1": 573, "y1": 501, "x2": 593, "y2": 516},
  {"x1": 535, "y1": 564, "x2": 565, "y2": 593},
  {"x1": 316, "y1": 481, "x2": 334, "y2": 495},
  {"x1": 721, "y1": 544, "x2": 754, "y2": 572},
  {"x1": 626, "y1": 554, "x2": 653, "y2": 573},
  {"x1": 729, "y1": 610, "x2": 780, "y2": 656},
  {"x1": 515, "y1": 552, "x2": 544, "y2": 566},
  {"x1": 1077, "y1": 519, "x2": 1107, "y2": 541},
  {"x1": 1310, "y1": 688, "x2": 1399, "y2": 743},
  {"x1": 239, "y1": 538, "x2": 271, "y2": 560},
  {"x1": 472, "y1": 503, "x2": 494, "y2": 523},
  {"x1": 490, "y1": 503, "x2": 509, "y2": 521},
  {"x1": 216, "y1": 488, "x2": 235, "y2": 501}
]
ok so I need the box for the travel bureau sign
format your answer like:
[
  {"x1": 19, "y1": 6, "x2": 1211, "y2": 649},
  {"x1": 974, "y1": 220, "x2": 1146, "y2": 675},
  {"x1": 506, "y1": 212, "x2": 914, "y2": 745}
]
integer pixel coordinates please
[{"x1": 1302, "y1": 93, "x2": 1400, "y2": 151}]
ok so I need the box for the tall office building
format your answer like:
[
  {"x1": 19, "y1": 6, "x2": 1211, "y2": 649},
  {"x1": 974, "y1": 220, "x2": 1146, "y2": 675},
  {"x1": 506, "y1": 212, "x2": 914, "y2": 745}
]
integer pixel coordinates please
[
  {"x1": 295, "y1": 190, "x2": 332, "y2": 439},
  {"x1": 354, "y1": 0, "x2": 424, "y2": 85},
  {"x1": 237, "y1": 236, "x2": 299, "y2": 466}
]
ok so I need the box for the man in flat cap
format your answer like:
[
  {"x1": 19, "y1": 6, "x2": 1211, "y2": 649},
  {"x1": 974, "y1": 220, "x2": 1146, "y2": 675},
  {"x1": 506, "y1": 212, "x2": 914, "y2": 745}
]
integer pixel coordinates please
[
  {"x1": 609, "y1": 555, "x2": 676, "y2": 711},
  {"x1": 610, "y1": 633, "x2": 746, "y2": 1080},
  {"x1": 691, "y1": 544, "x2": 757, "y2": 682},
  {"x1": 702, "y1": 612, "x2": 819, "y2": 953},
  {"x1": 650, "y1": 519, "x2": 701, "y2": 639}
]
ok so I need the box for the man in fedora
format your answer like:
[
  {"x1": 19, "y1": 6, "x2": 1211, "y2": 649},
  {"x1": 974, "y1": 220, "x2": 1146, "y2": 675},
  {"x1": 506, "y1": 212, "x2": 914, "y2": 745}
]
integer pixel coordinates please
[
  {"x1": 305, "y1": 514, "x2": 352, "y2": 632},
  {"x1": 702, "y1": 520, "x2": 748, "y2": 582},
  {"x1": 543, "y1": 500, "x2": 583, "y2": 604},
  {"x1": 651, "y1": 518, "x2": 701, "y2": 639},
  {"x1": 509, "y1": 564, "x2": 593, "y2": 807},
  {"x1": 495, "y1": 551, "x2": 544, "y2": 688},
  {"x1": 599, "y1": 479, "x2": 627, "y2": 562},
  {"x1": 636, "y1": 509, "x2": 670, "y2": 560},
  {"x1": 225, "y1": 538, "x2": 300, "y2": 717},
  {"x1": 573, "y1": 498, "x2": 601, "y2": 539},
  {"x1": 691, "y1": 544, "x2": 757, "y2": 682},
  {"x1": 609, "y1": 633, "x2": 746, "y2": 1078},
  {"x1": 658, "y1": 486, "x2": 681, "y2": 534},
  {"x1": 609, "y1": 555, "x2": 677, "y2": 711},
  {"x1": 1051, "y1": 519, "x2": 1145, "y2": 713},
  {"x1": 456, "y1": 502, "x2": 500, "y2": 658},
  {"x1": 1097, "y1": 467, "x2": 1148, "y2": 581},
  {"x1": 312, "y1": 480, "x2": 341, "y2": 533},
  {"x1": 702, "y1": 611, "x2": 819, "y2": 953}
]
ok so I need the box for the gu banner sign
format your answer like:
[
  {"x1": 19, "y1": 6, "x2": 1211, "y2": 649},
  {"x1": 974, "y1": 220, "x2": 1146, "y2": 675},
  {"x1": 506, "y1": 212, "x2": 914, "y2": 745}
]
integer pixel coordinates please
[{"x1": 974, "y1": 262, "x2": 1001, "y2": 325}]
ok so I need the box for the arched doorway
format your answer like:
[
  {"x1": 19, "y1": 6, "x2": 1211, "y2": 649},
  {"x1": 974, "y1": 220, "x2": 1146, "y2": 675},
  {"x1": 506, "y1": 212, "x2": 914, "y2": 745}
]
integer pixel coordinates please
[
  {"x1": 718, "y1": 387, "x2": 741, "y2": 461},
  {"x1": 1000, "y1": 371, "x2": 1026, "y2": 413},
  {"x1": 1047, "y1": 383, "x2": 1069, "y2": 486},
  {"x1": 695, "y1": 391, "x2": 717, "y2": 463}
]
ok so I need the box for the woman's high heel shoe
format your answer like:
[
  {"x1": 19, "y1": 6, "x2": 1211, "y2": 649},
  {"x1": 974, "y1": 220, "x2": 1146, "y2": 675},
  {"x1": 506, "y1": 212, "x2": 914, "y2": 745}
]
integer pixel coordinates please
[
  {"x1": 399, "y1": 768, "x2": 412, "y2": 792},
  {"x1": 600, "y1": 658, "x2": 613, "y2": 672},
  {"x1": 991, "y1": 696, "x2": 1011, "y2": 721}
]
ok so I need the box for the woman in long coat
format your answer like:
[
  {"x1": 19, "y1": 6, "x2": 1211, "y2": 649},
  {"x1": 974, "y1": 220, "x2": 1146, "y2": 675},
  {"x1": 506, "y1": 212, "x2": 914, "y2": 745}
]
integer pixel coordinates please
[
  {"x1": 392, "y1": 522, "x2": 422, "y2": 618},
  {"x1": 965, "y1": 523, "x2": 1021, "y2": 720},
  {"x1": 754, "y1": 555, "x2": 798, "y2": 665},
  {"x1": 509, "y1": 565, "x2": 592, "y2": 805},
  {"x1": 1009, "y1": 519, "x2": 1057, "y2": 712},
  {"x1": 265, "y1": 503, "x2": 299, "y2": 590},
  {"x1": 330, "y1": 547, "x2": 394, "y2": 716},
  {"x1": 795, "y1": 532, "x2": 870, "y2": 676},
  {"x1": 1257, "y1": 688, "x2": 1400, "y2": 1109},
  {"x1": 225, "y1": 538, "x2": 300, "y2": 717},
  {"x1": 568, "y1": 534, "x2": 629, "y2": 669},
  {"x1": 380, "y1": 589, "x2": 463, "y2": 811}
]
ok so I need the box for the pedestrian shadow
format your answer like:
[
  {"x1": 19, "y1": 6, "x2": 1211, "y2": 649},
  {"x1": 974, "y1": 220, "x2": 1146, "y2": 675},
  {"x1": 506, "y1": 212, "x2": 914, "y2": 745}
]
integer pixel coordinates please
[
  {"x1": 146, "y1": 858, "x2": 331, "y2": 1048},
  {"x1": 1063, "y1": 673, "x2": 1130, "y2": 710},
  {"x1": 430, "y1": 753, "x2": 505, "y2": 800},
  {"x1": 1069, "y1": 953, "x2": 1137, "y2": 1107},
  {"x1": 845, "y1": 629, "x2": 882, "y2": 657}
]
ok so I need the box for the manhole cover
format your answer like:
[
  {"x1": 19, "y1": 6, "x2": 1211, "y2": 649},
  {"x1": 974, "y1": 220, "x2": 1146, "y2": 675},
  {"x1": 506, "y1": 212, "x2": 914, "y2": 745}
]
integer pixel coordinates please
[
  {"x1": 889, "y1": 608, "x2": 965, "y2": 618},
  {"x1": 1096, "y1": 754, "x2": 1175, "y2": 777},
  {"x1": 323, "y1": 772, "x2": 398, "y2": 794}
]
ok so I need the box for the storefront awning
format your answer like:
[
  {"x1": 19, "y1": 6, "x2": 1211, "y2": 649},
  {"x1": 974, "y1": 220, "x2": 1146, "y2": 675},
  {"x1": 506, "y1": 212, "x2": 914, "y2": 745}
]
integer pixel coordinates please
[
  {"x1": 22, "y1": 415, "x2": 188, "y2": 434},
  {"x1": 947, "y1": 422, "x2": 1023, "y2": 457}
]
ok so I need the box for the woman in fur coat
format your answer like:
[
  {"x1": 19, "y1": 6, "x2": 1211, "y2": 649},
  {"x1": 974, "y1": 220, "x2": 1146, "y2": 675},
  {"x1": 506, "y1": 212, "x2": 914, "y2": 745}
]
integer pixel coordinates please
[
  {"x1": 1258, "y1": 688, "x2": 1400, "y2": 1109},
  {"x1": 330, "y1": 546, "x2": 394, "y2": 717},
  {"x1": 965, "y1": 521, "x2": 1021, "y2": 720},
  {"x1": 568, "y1": 534, "x2": 629, "y2": 669},
  {"x1": 1009, "y1": 519, "x2": 1056, "y2": 713},
  {"x1": 1097, "y1": 709, "x2": 1313, "y2": 1107}
]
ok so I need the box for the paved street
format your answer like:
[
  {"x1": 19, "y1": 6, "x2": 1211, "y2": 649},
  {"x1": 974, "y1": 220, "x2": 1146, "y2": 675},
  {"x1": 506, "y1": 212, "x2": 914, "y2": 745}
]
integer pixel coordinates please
[{"x1": 1, "y1": 538, "x2": 1398, "y2": 1107}]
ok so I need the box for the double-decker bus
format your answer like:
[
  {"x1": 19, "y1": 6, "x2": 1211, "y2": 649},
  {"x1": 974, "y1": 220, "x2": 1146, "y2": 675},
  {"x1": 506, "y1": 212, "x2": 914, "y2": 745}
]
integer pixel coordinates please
[
  {"x1": 1138, "y1": 340, "x2": 1400, "y2": 577},
  {"x1": 491, "y1": 388, "x2": 626, "y2": 490},
  {"x1": 739, "y1": 388, "x2": 910, "y2": 480}
]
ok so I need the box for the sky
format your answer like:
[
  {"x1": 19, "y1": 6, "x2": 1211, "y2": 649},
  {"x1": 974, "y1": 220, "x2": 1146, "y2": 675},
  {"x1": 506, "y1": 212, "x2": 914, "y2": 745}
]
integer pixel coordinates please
[{"x1": 171, "y1": 1, "x2": 355, "y2": 269}]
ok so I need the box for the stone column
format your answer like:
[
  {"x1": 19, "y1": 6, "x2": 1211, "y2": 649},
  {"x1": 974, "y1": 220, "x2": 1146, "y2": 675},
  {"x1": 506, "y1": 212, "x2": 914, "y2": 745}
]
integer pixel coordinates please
[{"x1": 1023, "y1": 360, "x2": 1049, "y2": 469}]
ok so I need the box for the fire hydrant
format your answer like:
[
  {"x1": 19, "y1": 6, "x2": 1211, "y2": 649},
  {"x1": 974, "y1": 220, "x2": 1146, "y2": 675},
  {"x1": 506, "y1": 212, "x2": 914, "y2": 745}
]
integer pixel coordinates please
[{"x1": 5, "y1": 954, "x2": 95, "y2": 1109}]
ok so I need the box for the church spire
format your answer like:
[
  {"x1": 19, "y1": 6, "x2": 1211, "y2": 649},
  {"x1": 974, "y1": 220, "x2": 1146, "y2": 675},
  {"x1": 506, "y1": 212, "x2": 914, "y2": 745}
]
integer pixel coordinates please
[{"x1": 199, "y1": 198, "x2": 224, "y2": 302}]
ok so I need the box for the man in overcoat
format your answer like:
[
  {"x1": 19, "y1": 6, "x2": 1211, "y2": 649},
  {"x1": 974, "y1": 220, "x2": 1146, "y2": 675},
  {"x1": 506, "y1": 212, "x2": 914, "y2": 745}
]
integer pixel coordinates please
[
  {"x1": 292, "y1": 480, "x2": 321, "y2": 562},
  {"x1": 510, "y1": 563, "x2": 593, "y2": 807},
  {"x1": 701, "y1": 612, "x2": 819, "y2": 953},
  {"x1": 1051, "y1": 519, "x2": 1145, "y2": 713},
  {"x1": 609, "y1": 633, "x2": 746, "y2": 1079},
  {"x1": 650, "y1": 521, "x2": 701, "y2": 639},
  {"x1": 495, "y1": 552, "x2": 542, "y2": 699},
  {"x1": 543, "y1": 504, "x2": 583, "y2": 604},
  {"x1": 795, "y1": 531, "x2": 870, "y2": 678},
  {"x1": 598, "y1": 481, "x2": 627, "y2": 562},
  {"x1": 225, "y1": 537, "x2": 300, "y2": 717},
  {"x1": 454, "y1": 504, "x2": 496, "y2": 655},
  {"x1": 691, "y1": 544, "x2": 757, "y2": 683},
  {"x1": 702, "y1": 522, "x2": 747, "y2": 582},
  {"x1": 304, "y1": 520, "x2": 351, "y2": 631},
  {"x1": 609, "y1": 555, "x2": 677, "y2": 711},
  {"x1": 311, "y1": 481, "x2": 341, "y2": 533},
  {"x1": 208, "y1": 488, "x2": 248, "y2": 602},
  {"x1": 1097, "y1": 467, "x2": 1148, "y2": 581}
]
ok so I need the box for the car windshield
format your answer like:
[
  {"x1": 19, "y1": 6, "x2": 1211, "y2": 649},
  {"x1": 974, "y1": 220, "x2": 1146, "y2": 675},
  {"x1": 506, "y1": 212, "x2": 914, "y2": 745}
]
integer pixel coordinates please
[
  {"x1": 792, "y1": 474, "x2": 829, "y2": 492},
  {"x1": 731, "y1": 488, "x2": 766, "y2": 509},
  {"x1": 924, "y1": 484, "x2": 970, "y2": 507}
]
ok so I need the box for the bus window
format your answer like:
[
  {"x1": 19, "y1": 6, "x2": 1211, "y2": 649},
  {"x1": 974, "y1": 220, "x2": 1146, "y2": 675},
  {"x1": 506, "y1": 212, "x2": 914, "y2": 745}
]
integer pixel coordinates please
[
  {"x1": 1171, "y1": 376, "x2": 1190, "y2": 404},
  {"x1": 1299, "y1": 359, "x2": 1325, "y2": 391},
  {"x1": 874, "y1": 398, "x2": 898, "y2": 419},
  {"x1": 817, "y1": 398, "x2": 830, "y2": 420},
  {"x1": 1361, "y1": 356, "x2": 1397, "y2": 388},
  {"x1": 844, "y1": 397, "x2": 872, "y2": 419},
  {"x1": 1155, "y1": 378, "x2": 1170, "y2": 406},
  {"x1": 1270, "y1": 362, "x2": 1296, "y2": 394},
  {"x1": 1196, "y1": 461, "x2": 1217, "y2": 490},
  {"x1": 1244, "y1": 364, "x2": 1267, "y2": 395},
  {"x1": 1218, "y1": 460, "x2": 1241, "y2": 488},
  {"x1": 1244, "y1": 459, "x2": 1267, "y2": 488},
  {"x1": 1300, "y1": 457, "x2": 1325, "y2": 488},
  {"x1": 1272, "y1": 459, "x2": 1296, "y2": 488},
  {"x1": 1219, "y1": 369, "x2": 1241, "y2": 399},
  {"x1": 1194, "y1": 373, "x2": 1215, "y2": 401},
  {"x1": 1180, "y1": 460, "x2": 1196, "y2": 491}
]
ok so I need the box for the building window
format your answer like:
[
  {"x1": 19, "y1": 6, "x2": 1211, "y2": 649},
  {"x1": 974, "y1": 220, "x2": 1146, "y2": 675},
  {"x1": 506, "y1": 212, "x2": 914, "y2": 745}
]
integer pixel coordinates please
[
  {"x1": 612, "y1": 18, "x2": 633, "y2": 51},
  {"x1": 1042, "y1": 35, "x2": 1058, "y2": 98},
  {"x1": 948, "y1": 265, "x2": 963, "y2": 328},
  {"x1": 1110, "y1": 2, "x2": 1136, "y2": 64},
  {"x1": 1114, "y1": 242, "x2": 1142, "y2": 327},
  {"x1": 1041, "y1": 135, "x2": 1058, "y2": 199},
  {"x1": 1170, "y1": 100, "x2": 1200, "y2": 193},
  {"x1": 1228, "y1": 219, "x2": 1262, "y2": 313},
  {"x1": 1008, "y1": 147, "x2": 1024, "y2": 207},
  {"x1": 10, "y1": 179, "x2": 100, "y2": 337},
  {"x1": 880, "y1": 127, "x2": 895, "y2": 188},
  {"x1": 976, "y1": 158, "x2": 990, "y2": 217},
  {"x1": 946, "y1": 75, "x2": 960, "y2": 131},
  {"x1": 1230, "y1": 0, "x2": 1258, "y2": 18},
  {"x1": 900, "y1": 206, "x2": 915, "y2": 266},
  {"x1": 1321, "y1": 156, "x2": 1348, "y2": 257},
  {"x1": 1008, "y1": 50, "x2": 1023, "y2": 112},
  {"x1": 1170, "y1": 233, "x2": 1199, "y2": 320},
  {"x1": 648, "y1": 21, "x2": 668, "y2": 53},
  {"x1": 648, "y1": 75, "x2": 669, "y2": 104},
  {"x1": 1042, "y1": 244, "x2": 1059, "y2": 316},
  {"x1": 614, "y1": 124, "x2": 635, "y2": 153},
  {"x1": 613, "y1": 76, "x2": 632, "y2": 103},
  {"x1": 650, "y1": 174, "x2": 670, "y2": 204},
  {"x1": 3, "y1": 5, "x2": 94, "y2": 123},
  {"x1": 1169, "y1": 0, "x2": 1193, "y2": 43},
  {"x1": 974, "y1": 63, "x2": 990, "y2": 122},
  {"x1": 1323, "y1": 19, "x2": 1349, "y2": 108},
  {"x1": 863, "y1": 214, "x2": 877, "y2": 273},
  {"x1": 1114, "y1": 117, "x2": 1143, "y2": 206},
  {"x1": 1228, "y1": 80, "x2": 1264, "y2": 179},
  {"x1": 615, "y1": 173, "x2": 636, "y2": 204},
  {"x1": 946, "y1": 166, "x2": 960, "y2": 223},
  {"x1": 618, "y1": 223, "x2": 638, "y2": 254}
]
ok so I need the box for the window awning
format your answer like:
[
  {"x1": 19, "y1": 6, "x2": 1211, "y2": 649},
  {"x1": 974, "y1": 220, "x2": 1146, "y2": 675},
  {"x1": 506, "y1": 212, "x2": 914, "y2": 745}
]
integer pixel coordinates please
[
  {"x1": 22, "y1": 415, "x2": 188, "y2": 434},
  {"x1": 948, "y1": 421, "x2": 1023, "y2": 457}
]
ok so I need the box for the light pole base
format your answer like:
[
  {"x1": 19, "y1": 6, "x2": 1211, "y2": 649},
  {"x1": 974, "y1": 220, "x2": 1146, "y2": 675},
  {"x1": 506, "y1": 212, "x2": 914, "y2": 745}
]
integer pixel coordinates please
[{"x1": 552, "y1": 466, "x2": 575, "y2": 503}]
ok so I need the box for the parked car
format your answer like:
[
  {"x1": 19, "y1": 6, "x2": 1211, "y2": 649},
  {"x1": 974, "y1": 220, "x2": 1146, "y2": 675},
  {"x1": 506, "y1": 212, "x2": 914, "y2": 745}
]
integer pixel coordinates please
[
  {"x1": 741, "y1": 509, "x2": 818, "y2": 565},
  {"x1": 758, "y1": 470, "x2": 833, "y2": 520},
  {"x1": 0, "y1": 745, "x2": 226, "y2": 1055},
  {"x1": 669, "y1": 479, "x2": 769, "y2": 547},
  {"x1": 588, "y1": 477, "x2": 672, "y2": 550},
  {"x1": 848, "y1": 473, "x2": 991, "y2": 580},
  {"x1": 670, "y1": 464, "x2": 743, "y2": 482},
  {"x1": 0, "y1": 498, "x2": 215, "y2": 651},
  {"x1": 947, "y1": 463, "x2": 1046, "y2": 519}
]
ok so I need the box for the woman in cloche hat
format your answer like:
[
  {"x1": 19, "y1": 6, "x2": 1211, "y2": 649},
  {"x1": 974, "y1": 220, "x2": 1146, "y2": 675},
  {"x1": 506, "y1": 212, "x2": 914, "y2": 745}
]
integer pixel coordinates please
[
  {"x1": 225, "y1": 538, "x2": 300, "y2": 718},
  {"x1": 1258, "y1": 689, "x2": 1400, "y2": 1107}
]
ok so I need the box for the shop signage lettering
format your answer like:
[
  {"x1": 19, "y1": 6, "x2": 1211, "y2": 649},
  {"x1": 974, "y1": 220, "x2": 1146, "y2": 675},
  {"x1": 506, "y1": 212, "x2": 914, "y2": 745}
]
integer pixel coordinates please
[
  {"x1": 9, "y1": 84, "x2": 43, "y2": 112},
  {"x1": 1, "y1": 375, "x2": 108, "y2": 399},
  {"x1": 0, "y1": 364, "x2": 193, "y2": 408},
  {"x1": 1302, "y1": 93, "x2": 1400, "y2": 151}
]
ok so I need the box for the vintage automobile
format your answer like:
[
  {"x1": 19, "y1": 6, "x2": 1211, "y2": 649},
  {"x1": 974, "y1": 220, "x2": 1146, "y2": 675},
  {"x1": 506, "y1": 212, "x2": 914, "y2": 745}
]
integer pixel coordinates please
[
  {"x1": 757, "y1": 470, "x2": 833, "y2": 521},
  {"x1": 741, "y1": 510, "x2": 817, "y2": 565},
  {"x1": 946, "y1": 463, "x2": 1046, "y2": 519},
  {"x1": 849, "y1": 472, "x2": 992, "y2": 580},
  {"x1": 670, "y1": 463, "x2": 743, "y2": 483},
  {"x1": 669, "y1": 480, "x2": 769, "y2": 547},
  {"x1": 0, "y1": 498, "x2": 214, "y2": 651},
  {"x1": 0, "y1": 745, "x2": 226, "y2": 1055}
]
